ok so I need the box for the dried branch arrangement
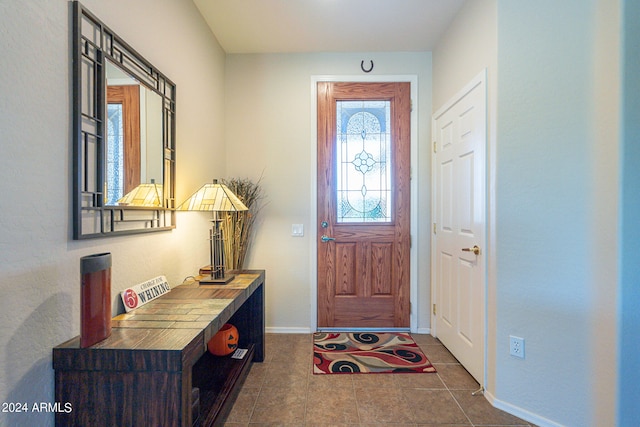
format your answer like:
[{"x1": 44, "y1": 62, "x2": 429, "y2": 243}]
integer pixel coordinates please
[{"x1": 221, "y1": 176, "x2": 265, "y2": 270}]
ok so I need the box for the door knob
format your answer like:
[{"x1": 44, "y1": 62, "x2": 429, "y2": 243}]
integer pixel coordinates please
[
  {"x1": 321, "y1": 235, "x2": 335, "y2": 242},
  {"x1": 462, "y1": 245, "x2": 481, "y2": 255}
]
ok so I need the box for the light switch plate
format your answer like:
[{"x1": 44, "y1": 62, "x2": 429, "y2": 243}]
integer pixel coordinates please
[{"x1": 292, "y1": 224, "x2": 304, "y2": 237}]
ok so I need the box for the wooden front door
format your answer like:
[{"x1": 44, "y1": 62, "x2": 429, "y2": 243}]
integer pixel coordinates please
[
  {"x1": 107, "y1": 85, "x2": 141, "y2": 199},
  {"x1": 317, "y1": 82, "x2": 411, "y2": 328}
]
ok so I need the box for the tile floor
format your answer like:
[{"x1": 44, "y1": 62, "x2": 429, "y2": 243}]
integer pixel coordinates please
[{"x1": 224, "y1": 333, "x2": 535, "y2": 426}]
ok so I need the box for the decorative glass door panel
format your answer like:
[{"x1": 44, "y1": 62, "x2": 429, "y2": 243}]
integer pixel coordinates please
[
  {"x1": 107, "y1": 104, "x2": 124, "y2": 205},
  {"x1": 336, "y1": 100, "x2": 391, "y2": 223}
]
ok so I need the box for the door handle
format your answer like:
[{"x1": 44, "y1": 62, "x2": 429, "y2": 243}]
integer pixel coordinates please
[
  {"x1": 321, "y1": 235, "x2": 335, "y2": 243},
  {"x1": 462, "y1": 245, "x2": 481, "y2": 255}
]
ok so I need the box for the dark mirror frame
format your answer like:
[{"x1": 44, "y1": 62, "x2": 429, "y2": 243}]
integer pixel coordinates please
[{"x1": 72, "y1": 1, "x2": 176, "y2": 239}]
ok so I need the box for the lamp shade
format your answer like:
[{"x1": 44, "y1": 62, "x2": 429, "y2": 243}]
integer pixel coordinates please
[
  {"x1": 117, "y1": 182, "x2": 163, "y2": 207},
  {"x1": 176, "y1": 179, "x2": 248, "y2": 212},
  {"x1": 176, "y1": 179, "x2": 248, "y2": 284}
]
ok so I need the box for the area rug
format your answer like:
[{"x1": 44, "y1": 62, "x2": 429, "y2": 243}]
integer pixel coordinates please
[{"x1": 313, "y1": 332, "x2": 436, "y2": 374}]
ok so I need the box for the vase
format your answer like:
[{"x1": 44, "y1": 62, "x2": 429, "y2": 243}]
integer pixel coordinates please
[{"x1": 80, "y1": 253, "x2": 112, "y2": 348}]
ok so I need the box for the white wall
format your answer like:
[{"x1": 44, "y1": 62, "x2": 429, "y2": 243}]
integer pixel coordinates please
[
  {"x1": 591, "y1": 1, "x2": 621, "y2": 424},
  {"x1": 432, "y1": 0, "x2": 498, "y2": 396},
  {"x1": 434, "y1": 1, "x2": 621, "y2": 426},
  {"x1": 619, "y1": 0, "x2": 640, "y2": 425},
  {"x1": 495, "y1": 1, "x2": 619, "y2": 426},
  {"x1": 224, "y1": 52, "x2": 433, "y2": 332},
  {"x1": 0, "y1": 1, "x2": 225, "y2": 426}
]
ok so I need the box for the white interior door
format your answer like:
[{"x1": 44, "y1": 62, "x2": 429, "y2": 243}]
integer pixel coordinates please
[{"x1": 432, "y1": 71, "x2": 486, "y2": 385}]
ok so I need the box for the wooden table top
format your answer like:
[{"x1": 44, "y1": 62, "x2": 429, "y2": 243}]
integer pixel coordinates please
[{"x1": 53, "y1": 271, "x2": 264, "y2": 370}]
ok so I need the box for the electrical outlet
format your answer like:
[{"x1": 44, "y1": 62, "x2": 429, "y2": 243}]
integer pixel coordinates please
[{"x1": 509, "y1": 335, "x2": 525, "y2": 359}]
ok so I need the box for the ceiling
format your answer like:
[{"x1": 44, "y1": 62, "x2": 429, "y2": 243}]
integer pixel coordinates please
[{"x1": 192, "y1": 0, "x2": 467, "y2": 54}]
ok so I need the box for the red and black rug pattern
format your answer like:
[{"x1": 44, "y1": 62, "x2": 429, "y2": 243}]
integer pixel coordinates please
[{"x1": 313, "y1": 332, "x2": 436, "y2": 374}]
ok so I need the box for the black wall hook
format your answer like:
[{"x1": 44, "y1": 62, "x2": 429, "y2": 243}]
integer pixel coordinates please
[{"x1": 361, "y1": 60, "x2": 374, "y2": 73}]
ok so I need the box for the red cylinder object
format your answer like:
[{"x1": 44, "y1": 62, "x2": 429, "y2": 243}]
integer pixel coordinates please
[
  {"x1": 80, "y1": 253, "x2": 112, "y2": 348},
  {"x1": 207, "y1": 324, "x2": 239, "y2": 356}
]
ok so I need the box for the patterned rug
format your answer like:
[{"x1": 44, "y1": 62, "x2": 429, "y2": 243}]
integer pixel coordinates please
[{"x1": 313, "y1": 332, "x2": 436, "y2": 374}]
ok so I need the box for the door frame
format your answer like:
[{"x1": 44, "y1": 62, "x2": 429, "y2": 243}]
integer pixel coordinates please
[
  {"x1": 430, "y1": 69, "x2": 488, "y2": 386},
  {"x1": 310, "y1": 74, "x2": 419, "y2": 332}
]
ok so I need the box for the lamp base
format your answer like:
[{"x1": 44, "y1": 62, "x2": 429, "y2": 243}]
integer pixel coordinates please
[{"x1": 199, "y1": 274, "x2": 235, "y2": 285}]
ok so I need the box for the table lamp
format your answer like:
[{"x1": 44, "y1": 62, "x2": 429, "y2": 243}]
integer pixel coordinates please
[
  {"x1": 116, "y1": 180, "x2": 163, "y2": 206},
  {"x1": 177, "y1": 179, "x2": 248, "y2": 284}
]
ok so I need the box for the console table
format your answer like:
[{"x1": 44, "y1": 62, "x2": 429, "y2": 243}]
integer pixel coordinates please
[{"x1": 53, "y1": 270, "x2": 265, "y2": 426}]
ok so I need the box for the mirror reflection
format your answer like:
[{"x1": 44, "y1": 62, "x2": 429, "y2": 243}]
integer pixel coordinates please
[
  {"x1": 72, "y1": 1, "x2": 176, "y2": 239},
  {"x1": 105, "y1": 60, "x2": 163, "y2": 206}
]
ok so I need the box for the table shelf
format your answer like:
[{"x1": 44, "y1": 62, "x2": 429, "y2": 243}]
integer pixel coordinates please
[
  {"x1": 192, "y1": 345, "x2": 255, "y2": 426},
  {"x1": 53, "y1": 271, "x2": 265, "y2": 427}
]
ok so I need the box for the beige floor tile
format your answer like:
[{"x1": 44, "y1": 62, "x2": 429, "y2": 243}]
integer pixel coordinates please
[
  {"x1": 403, "y1": 389, "x2": 470, "y2": 425},
  {"x1": 392, "y1": 371, "x2": 446, "y2": 389},
  {"x1": 225, "y1": 387, "x2": 259, "y2": 423},
  {"x1": 251, "y1": 386, "x2": 307, "y2": 424},
  {"x1": 308, "y1": 372, "x2": 354, "y2": 390},
  {"x1": 306, "y1": 386, "x2": 360, "y2": 424},
  {"x1": 420, "y1": 344, "x2": 459, "y2": 363},
  {"x1": 410, "y1": 333, "x2": 441, "y2": 346},
  {"x1": 352, "y1": 372, "x2": 397, "y2": 388},
  {"x1": 434, "y1": 364, "x2": 479, "y2": 390},
  {"x1": 451, "y1": 390, "x2": 532, "y2": 426},
  {"x1": 263, "y1": 360, "x2": 309, "y2": 388},
  {"x1": 354, "y1": 387, "x2": 415, "y2": 424},
  {"x1": 263, "y1": 342, "x2": 277, "y2": 363},
  {"x1": 272, "y1": 341, "x2": 313, "y2": 363},
  {"x1": 359, "y1": 424, "x2": 415, "y2": 427},
  {"x1": 416, "y1": 425, "x2": 471, "y2": 427},
  {"x1": 306, "y1": 425, "x2": 360, "y2": 427},
  {"x1": 268, "y1": 333, "x2": 311, "y2": 345},
  {"x1": 242, "y1": 361, "x2": 268, "y2": 388}
]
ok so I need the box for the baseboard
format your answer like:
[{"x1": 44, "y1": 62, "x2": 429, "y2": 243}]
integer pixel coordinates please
[
  {"x1": 266, "y1": 326, "x2": 312, "y2": 334},
  {"x1": 415, "y1": 327, "x2": 432, "y2": 334},
  {"x1": 484, "y1": 390, "x2": 564, "y2": 427}
]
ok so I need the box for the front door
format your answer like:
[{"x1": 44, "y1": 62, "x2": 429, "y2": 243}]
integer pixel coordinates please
[
  {"x1": 317, "y1": 82, "x2": 411, "y2": 328},
  {"x1": 107, "y1": 85, "x2": 141, "y2": 203},
  {"x1": 432, "y1": 73, "x2": 486, "y2": 384}
]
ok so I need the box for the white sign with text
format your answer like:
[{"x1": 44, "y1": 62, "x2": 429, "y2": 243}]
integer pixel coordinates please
[{"x1": 120, "y1": 276, "x2": 171, "y2": 312}]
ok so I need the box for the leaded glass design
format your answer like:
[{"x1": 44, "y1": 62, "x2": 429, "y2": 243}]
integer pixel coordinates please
[
  {"x1": 106, "y1": 104, "x2": 124, "y2": 205},
  {"x1": 336, "y1": 100, "x2": 392, "y2": 223}
]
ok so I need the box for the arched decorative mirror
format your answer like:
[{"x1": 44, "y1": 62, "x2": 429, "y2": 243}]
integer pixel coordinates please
[{"x1": 72, "y1": 1, "x2": 176, "y2": 239}]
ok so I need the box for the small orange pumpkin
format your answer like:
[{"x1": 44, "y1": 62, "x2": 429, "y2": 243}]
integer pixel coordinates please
[{"x1": 207, "y1": 323, "x2": 239, "y2": 356}]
